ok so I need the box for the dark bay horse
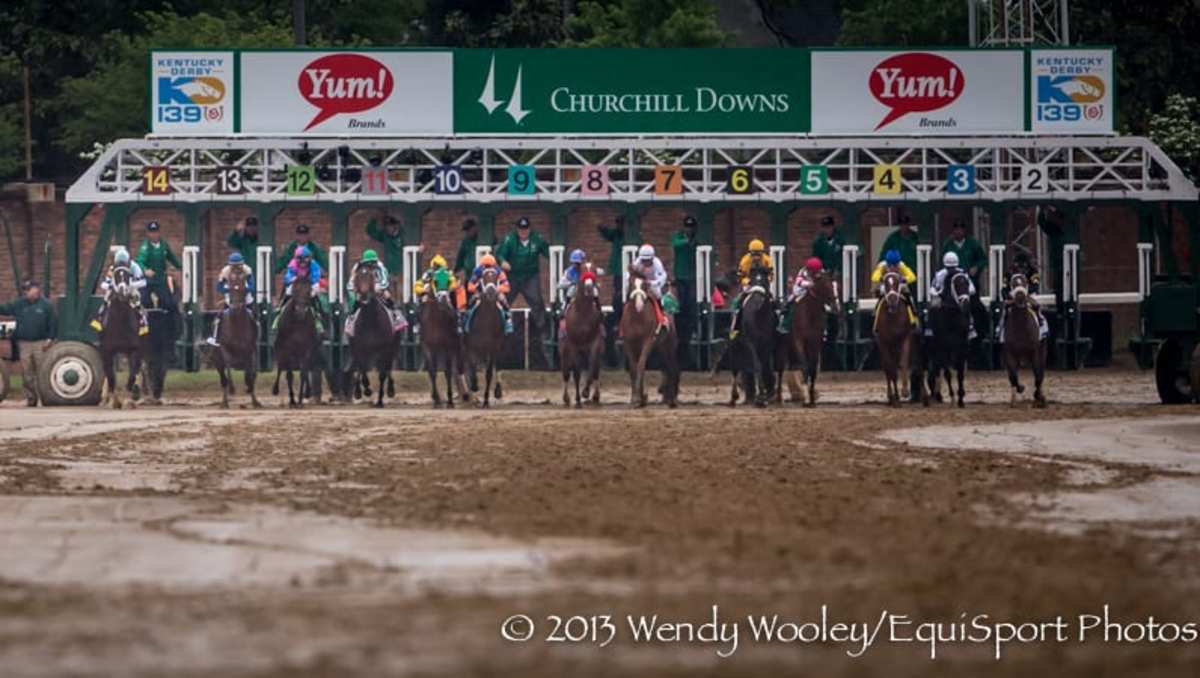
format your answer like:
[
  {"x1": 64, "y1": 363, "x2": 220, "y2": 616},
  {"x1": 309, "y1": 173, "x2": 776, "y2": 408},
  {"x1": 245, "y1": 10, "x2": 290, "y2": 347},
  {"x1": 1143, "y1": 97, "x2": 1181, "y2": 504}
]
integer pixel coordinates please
[
  {"x1": 346, "y1": 265, "x2": 395, "y2": 408},
  {"x1": 464, "y1": 268, "x2": 506, "y2": 408},
  {"x1": 926, "y1": 271, "x2": 972, "y2": 408},
  {"x1": 777, "y1": 271, "x2": 838, "y2": 407},
  {"x1": 139, "y1": 277, "x2": 180, "y2": 405},
  {"x1": 619, "y1": 275, "x2": 679, "y2": 408},
  {"x1": 728, "y1": 267, "x2": 777, "y2": 408},
  {"x1": 875, "y1": 271, "x2": 924, "y2": 406},
  {"x1": 1002, "y1": 273, "x2": 1047, "y2": 408},
  {"x1": 98, "y1": 265, "x2": 143, "y2": 409},
  {"x1": 272, "y1": 275, "x2": 319, "y2": 408},
  {"x1": 212, "y1": 267, "x2": 261, "y2": 409},
  {"x1": 419, "y1": 284, "x2": 463, "y2": 408},
  {"x1": 559, "y1": 273, "x2": 604, "y2": 408}
]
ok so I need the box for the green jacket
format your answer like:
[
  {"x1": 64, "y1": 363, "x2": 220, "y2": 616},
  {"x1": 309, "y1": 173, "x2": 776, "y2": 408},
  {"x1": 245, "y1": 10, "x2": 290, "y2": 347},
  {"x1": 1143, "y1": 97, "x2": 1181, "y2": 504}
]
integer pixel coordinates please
[
  {"x1": 276, "y1": 239, "x2": 328, "y2": 275},
  {"x1": 671, "y1": 231, "x2": 697, "y2": 281},
  {"x1": 0, "y1": 297, "x2": 56, "y2": 341},
  {"x1": 134, "y1": 239, "x2": 181, "y2": 282},
  {"x1": 812, "y1": 232, "x2": 845, "y2": 273},
  {"x1": 454, "y1": 234, "x2": 494, "y2": 274},
  {"x1": 227, "y1": 229, "x2": 259, "y2": 266},
  {"x1": 879, "y1": 229, "x2": 919, "y2": 269},
  {"x1": 366, "y1": 219, "x2": 404, "y2": 273},
  {"x1": 941, "y1": 236, "x2": 987, "y2": 277},
  {"x1": 598, "y1": 225, "x2": 625, "y2": 275},
  {"x1": 495, "y1": 231, "x2": 549, "y2": 282}
]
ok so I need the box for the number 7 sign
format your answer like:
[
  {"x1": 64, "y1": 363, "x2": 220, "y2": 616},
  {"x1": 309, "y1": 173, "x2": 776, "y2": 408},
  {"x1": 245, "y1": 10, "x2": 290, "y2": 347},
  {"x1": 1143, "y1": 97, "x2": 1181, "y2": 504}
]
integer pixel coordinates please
[{"x1": 654, "y1": 165, "x2": 683, "y2": 195}]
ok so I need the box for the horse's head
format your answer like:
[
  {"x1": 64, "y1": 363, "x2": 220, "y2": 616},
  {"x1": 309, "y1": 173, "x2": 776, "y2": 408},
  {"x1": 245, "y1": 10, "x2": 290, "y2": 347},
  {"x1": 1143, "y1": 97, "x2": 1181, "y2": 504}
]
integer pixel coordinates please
[
  {"x1": 747, "y1": 266, "x2": 771, "y2": 296},
  {"x1": 111, "y1": 265, "x2": 133, "y2": 299},
  {"x1": 881, "y1": 271, "x2": 903, "y2": 312},
  {"x1": 949, "y1": 272, "x2": 972, "y2": 311},
  {"x1": 480, "y1": 267, "x2": 500, "y2": 301},
  {"x1": 354, "y1": 265, "x2": 376, "y2": 299},
  {"x1": 291, "y1": 275, "x2": 312, "y2": 311},
  {"x1": 580, "y1": 272, "x2": 598, "y2": 299},
  {"x1": 1009, "y1": 273, "x2": 1030, "y2": 307}
]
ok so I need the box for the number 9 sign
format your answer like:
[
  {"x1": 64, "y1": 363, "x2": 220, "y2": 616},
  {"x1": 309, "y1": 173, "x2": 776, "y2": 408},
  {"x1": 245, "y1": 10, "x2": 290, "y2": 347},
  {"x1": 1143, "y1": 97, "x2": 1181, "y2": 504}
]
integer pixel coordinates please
[
  {"x1": 507, "y1": 164, "x2": 536, "y2": 195},
  {"x1": 727, "y1": 166, "x2": 754, "y2": 194}
]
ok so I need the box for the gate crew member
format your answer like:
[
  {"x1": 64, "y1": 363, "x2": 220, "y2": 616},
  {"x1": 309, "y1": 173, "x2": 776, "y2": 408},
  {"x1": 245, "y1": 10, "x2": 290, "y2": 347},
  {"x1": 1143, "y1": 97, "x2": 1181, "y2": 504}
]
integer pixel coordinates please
[
  {"x1": 728, "y1": 239, "x2": 774, "y2": 340},
  {"x1": 671, "y1": 214, "x2": 699, "y2": 368},
  {"x1": 496, "y1": 216, "x2": 551, "y2": 367},
  {"x1": 366, "y1": 215, "x2": 405, "y2": 293},
  {"x1": 454, "y1": 218, "x2": 495, "y2": 288},
  {"x1": 811, "y1": 215, "x2": 844, "y2": 339},
  {"x1": 134, "y1": 220, "x2": 181, "y2": 310},
  {"x1": 941, "y1": 219, "x2": 989, "y2": 338},
  {"x1": 879, "y1": 214, "x2": 919, "y2": 270},
  {"x1": 0, "y1": 280, "x2": 56, "y2": 407},
  {"x1": 227, "y1": 216, "x2": 260, "y2": 268}
]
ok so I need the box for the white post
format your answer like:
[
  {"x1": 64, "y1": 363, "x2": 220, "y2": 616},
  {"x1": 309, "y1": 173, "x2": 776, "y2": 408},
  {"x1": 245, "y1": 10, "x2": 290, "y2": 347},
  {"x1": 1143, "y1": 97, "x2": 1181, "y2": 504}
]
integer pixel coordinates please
[
  {"x1": 474, "y1": 244, "x2": 492, "y2": 266},
  {"x1": 181, "y1": 245, "x2": 199, "y2": 304},
  {"x1": 769, "y1": 245, "x2": 786, "y2": 299},
  {"x1": 695, "y1": 245, "x2": 713, "y2": 304},
  {"x1": 988, "y1": 244, "x2": 1006, "y2": 299},
  {"x1": 841, "y1": 245, "x2": 859, "y2": 304},
  {"x1": 621, "y1": 245, "x2": 638, "y2": 300},
  {"x1": 1136, "y1": 242, "x2": 1153, "y2": 301},
  {"x1": 916, "y1": 244, "x2": 933, "y2": 303},
  {"x1": 329, "y1": 245, "x2": 346, "y2": 305},
  {"x1": 401, "y1": 245, "x2": 421, "y2": 304},
  {"x1": 1062, "y1": 243, "x2": 1080, "y2": 303},
  {"x1": 255, "y1": 245, "x2": 272, "y2": 305},
  {"x1": 548, "y1": 245, "x2": 566, "y2": 304}
]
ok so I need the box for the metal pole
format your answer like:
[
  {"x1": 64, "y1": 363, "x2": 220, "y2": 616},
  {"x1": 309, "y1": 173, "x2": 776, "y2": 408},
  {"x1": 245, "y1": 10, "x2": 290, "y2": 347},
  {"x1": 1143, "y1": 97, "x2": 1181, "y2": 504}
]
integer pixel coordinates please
[
  {"x1": 1060, "y1": 0, "x2": 1070, "y2": 45},
  {"x1": 292, "y1": 0, "x2": 306, "y2": 46},
  {"x1": 967, "y1": 0, "x2": 978, "y2": 47},
  {"x1": 22, "y1": 64, "x2": 33, "y2": 180}
]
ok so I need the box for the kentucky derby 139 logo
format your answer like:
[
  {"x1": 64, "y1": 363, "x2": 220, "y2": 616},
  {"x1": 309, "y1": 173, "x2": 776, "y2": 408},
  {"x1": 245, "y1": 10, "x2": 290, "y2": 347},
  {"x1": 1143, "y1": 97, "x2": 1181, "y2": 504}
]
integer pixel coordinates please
[
  {"x1": 1032, "y1": 51, "x2": 1111, "y2": 129},
  {"x1": 155, "y1": 55, "x2": 229, "y2": 126}
]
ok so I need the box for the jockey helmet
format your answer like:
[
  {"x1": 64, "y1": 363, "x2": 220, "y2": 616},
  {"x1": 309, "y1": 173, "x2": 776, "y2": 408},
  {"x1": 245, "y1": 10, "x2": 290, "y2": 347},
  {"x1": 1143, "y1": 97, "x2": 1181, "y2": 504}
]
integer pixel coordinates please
[
  {"x1": 114, "y1": 247, "x2": 130, "y2": 265},
  {"x1": 638, "y1": 244, "x2": 655, "y2": 261},
  {"x1": 294, "y1": 245, "x2": 310, "y2": 259},
  {"x1": 569, "y1": 248, "x2": 586, "y2": 264},
  {"x1": 884, "y1": 249, "x2": 901, "y2": 266},
  {"x1": 363, "y1": 249, "x2": 379, "y2": 262},
  {"x1": 480, "y1": 253, "x2": 497, "y2": 267},
  {"x1": 806, "y1": 257, "x2": 823, "y2": 273},
  {"x1": 749, "y1": 239, "x2": 766, "y2": 253},
  {"x1": 431, "y1": 254, "x2": 448, "y2": 268},
  {"x1": 228, "y1": 252, "x2": 244, "y2": 264},
  {"x1": 943, "y1": 251, "x2": 959, "y2": 268}
]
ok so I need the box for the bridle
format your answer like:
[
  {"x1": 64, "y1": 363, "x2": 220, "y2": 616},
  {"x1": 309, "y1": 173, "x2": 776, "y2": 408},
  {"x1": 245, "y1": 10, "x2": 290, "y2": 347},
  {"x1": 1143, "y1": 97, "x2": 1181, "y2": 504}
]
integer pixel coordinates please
[
  {"x1": 882, "y1": 271, "x2": 902, "y2": 312},
  {"x1": 1009, "y1": 273, "x2": 1030, "y2": 308}
]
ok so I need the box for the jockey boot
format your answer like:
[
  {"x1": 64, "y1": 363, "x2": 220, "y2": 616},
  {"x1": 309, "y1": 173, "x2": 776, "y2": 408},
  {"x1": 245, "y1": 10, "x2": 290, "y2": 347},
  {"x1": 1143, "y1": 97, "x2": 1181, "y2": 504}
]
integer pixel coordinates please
[
  {"x1": 502, "y1": 306, "x2": 514, "y2": 335},
  {"x1": 90, "y1": 302, "x2": 106, "y2": 332},
  {"x1": 777, "y1": 300, "x2": 793, "y2": 334},
  {"x1": 206, "y1": 310, "x2": 223, "y2": 347},
  {"x1": 138, "y1": 309, "x2": 150, "y2": 336}
]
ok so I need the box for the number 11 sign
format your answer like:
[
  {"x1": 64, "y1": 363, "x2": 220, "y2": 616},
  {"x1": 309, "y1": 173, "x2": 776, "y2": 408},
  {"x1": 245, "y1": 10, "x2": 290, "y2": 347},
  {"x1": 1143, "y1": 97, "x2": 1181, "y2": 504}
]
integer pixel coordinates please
[{"x1": 361, "y1": 167, "x2": 388, "y2": 195}]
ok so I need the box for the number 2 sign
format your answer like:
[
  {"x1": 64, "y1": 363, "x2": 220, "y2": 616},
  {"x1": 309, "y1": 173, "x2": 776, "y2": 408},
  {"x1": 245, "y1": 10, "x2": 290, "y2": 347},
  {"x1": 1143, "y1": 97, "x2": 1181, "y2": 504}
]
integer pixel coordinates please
[{"x1": 1021, "y1": 163, "x2": 1049, "y2": 194}]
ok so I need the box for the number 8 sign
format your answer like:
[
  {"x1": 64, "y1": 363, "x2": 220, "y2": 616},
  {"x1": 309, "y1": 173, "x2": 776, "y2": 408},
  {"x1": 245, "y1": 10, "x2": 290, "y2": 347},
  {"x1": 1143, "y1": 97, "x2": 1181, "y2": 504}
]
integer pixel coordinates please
[{"x1": 580, "y1": 164, "x2": 608, "y2": 196}]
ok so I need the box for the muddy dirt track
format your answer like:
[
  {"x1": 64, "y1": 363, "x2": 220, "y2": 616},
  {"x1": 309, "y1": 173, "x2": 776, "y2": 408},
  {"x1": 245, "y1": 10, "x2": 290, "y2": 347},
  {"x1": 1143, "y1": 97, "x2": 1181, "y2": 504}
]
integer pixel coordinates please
[{"x1": 1, "y1": 368, "x2": 1198, "y2": 677}]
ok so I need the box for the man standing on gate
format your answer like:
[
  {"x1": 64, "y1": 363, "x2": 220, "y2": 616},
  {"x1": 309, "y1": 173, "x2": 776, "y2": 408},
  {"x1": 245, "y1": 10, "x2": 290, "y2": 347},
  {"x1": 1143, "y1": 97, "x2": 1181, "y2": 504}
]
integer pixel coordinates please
[
  {"x1": 0, "y1": 280, "x2": 56, "y2": 407},
  {"x1": 366, "y1": 214, "x2": 405, "y2": 292},
  {"x1": 227, "y1": 216, "x2": 260, "y2": 271},
  {"x1": 671, "y1": 214, "x2": 699, "y2": 368},
  {"x1": 597, "y1": 214, "x2": 627, "y2": 363},
  {"x1": 942, "y1": 218, "x2": 989, "y2": 342},
  {"x1": 276, "y1": 223, "x2": 328, "y2": 275},
  {"x1": 454, "y1": 217, "x2": 494, "y2": 289},
  {"x1": 135, "y1": 220, "x2": 181, "y2": 311},
  {"x1": 879, "y1": 214, "x2": 919, "y2": 270},
  {"x1": 497, "y1": 216, "x2": 551, "y2": 368},
  {"x1": 812, "y1": 216, "x2": 844, "y2": 276}
]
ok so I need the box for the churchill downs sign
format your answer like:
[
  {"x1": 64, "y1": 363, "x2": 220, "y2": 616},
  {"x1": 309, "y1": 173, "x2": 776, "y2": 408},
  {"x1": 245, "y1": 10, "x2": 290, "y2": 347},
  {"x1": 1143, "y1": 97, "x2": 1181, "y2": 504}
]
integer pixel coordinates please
[{"x1": 149, "y1": 47, "x2": 1115, "y2": 136}]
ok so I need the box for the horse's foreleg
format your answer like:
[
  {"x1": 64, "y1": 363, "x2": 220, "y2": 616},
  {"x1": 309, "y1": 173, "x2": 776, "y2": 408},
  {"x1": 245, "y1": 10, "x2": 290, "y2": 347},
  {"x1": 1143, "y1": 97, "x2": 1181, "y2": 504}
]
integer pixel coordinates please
[
  {"x1": 375, "y1": 366, "x2": 386, "y2": 408},
  {"x1": 561, "y1": 354, "x2": 572, "y2": 408},
  {"x1": 573, "y1": 366, "x2": 583, "y2": 409},
  {"x1": 1033, "y1": 354, "x2": 1047, "y2": 408},
  {"x1": 443, "y1": 358, "x2": 455, "y2": 409},
  {"x1": 1005, "y1": 352, "x2": 1021, "y2": 407},
  {"x1": 955, "y1": 361, "x2": 966, "y2": 408},
  {"x1": 587, "y1": 341, "x2": 602, "y2": 405},
  {"x1": 426, "y1": 352, "x2": 442, "y2": 407},
  {"x1": 483, "y1": 359, "x2": 494, "y2": 409},
  {"x1": 245, "y1": 366, "x2": 262, "y2": 409}
]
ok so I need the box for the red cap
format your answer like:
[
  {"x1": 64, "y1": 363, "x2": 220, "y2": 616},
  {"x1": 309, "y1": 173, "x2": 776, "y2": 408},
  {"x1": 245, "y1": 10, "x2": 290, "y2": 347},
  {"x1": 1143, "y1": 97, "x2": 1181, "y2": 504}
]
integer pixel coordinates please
[{"x1": 806, "y1": 257, "x2": 823, "y2": 273}]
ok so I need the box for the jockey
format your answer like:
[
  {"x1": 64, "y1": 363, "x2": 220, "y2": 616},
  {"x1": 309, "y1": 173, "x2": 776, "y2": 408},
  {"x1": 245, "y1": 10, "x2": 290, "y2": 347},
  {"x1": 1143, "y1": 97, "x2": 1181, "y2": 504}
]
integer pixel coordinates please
[
  {"x1": 90, "y1": 247, "x2": 149, "y2": 336},
  {"x1": 729, "y1": 239, "x2": 774, "y2": 340},
  {"x1": 778, "y1": 256, "x2": 825, "y2": 334},
  {"x1": 623, "y1": 244, "x2": 670, "y2": 334},
  {"x1": 929, "y1": 251, "x2": 977, "y2": 339},
  {"x1": 466, "y1": 253, "x2": 514, "y2": 335},
  {"x1": 414, "y1": 254, "x2": 460, "y2": 301},
  {"x1": 347, "y1": 249, "x2": 392, "y2": 310},
  {"x1": 870, "y1": 248, "x2": 918, "y2": 331},
  {"x1": 279, "y1": 245, "x2": 324, "y2": 333},
  {"x1": 206, "y1": 252, "x2": 256, "y2": 347},
  {"x1": 996, "y1": 254, "x2": 1049, "y2": 342},
  {"x1": 557, "y1": 249, "x2": 604, "y2": 310}
]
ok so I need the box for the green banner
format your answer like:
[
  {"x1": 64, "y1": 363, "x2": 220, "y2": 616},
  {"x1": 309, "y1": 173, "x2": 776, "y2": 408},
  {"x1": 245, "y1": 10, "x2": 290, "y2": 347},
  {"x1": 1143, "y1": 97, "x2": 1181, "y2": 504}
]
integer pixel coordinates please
[{"x1": 453, "y1": 48, "x2": 811, "y2": 134}]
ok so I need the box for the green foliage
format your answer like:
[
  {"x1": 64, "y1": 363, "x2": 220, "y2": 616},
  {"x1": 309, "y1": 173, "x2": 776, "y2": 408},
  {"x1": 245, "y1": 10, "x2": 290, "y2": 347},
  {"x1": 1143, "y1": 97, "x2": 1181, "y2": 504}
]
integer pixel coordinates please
[
  {"x1": 563, "y1": 0, "x2": 728, "y2": 47},
  {"x1": 0, "y1": 55, "x2": 25, "y2": 179},
  {"x1": 838, "y1": 0, "x2": 967, "y2": 47},
  {"x1": 1149, "y1": 94, "x2": 1200, "y2": 182},
  {"x1": 442, "y1": 0, "x2": 565, "y2": 47}
]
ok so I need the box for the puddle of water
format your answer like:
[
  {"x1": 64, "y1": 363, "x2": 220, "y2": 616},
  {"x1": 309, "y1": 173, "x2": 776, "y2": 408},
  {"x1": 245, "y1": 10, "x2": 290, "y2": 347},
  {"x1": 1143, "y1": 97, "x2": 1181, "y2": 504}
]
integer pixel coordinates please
[
  {"x1": 16, "y1": 458, "x2": 185, "y2": 492},
  {"x1": 1017, "y1": 478, "x2": 1200, "y2": 536}
]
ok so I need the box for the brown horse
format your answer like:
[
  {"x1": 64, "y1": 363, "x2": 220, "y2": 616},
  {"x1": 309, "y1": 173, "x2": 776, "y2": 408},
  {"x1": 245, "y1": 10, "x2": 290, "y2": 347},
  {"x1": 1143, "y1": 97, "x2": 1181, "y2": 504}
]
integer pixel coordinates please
[
  {"x1": 559, "y1": 273, "x2": 604, "y2": 408},
  {"x1": 927, "y1": 271, "x2": 973, "y2": 408},
  {"x1": 272, "y1": 275, "x2": 319, "y2": 408},
  {"x1": 419, "y1": 284, "x2": 463, "y2": 408},
  {"x1": 776, "y1": 271, "x2": 838, "y2": 407},
  {"x1": 463, "y1": 268, "x2": 506, "y2": 408},
  {"x1": 213, "y1": 266, "x2": 261, "y2": 408},
  {"x1": 98, "y1": 265, "x2": 143, "y2": 409},
  {"x1": 346, "y1": 265, "x2": 396, "y2": 408},
  {"x1": 1001, "y1": 273, "x2": 1047, "y2": 408},
  {"x1": 874, "y1": 271, "x2": 925, "y2": 406},
  {"x1": 619, "y1": 275, "x2": 679, "y2": 408}
]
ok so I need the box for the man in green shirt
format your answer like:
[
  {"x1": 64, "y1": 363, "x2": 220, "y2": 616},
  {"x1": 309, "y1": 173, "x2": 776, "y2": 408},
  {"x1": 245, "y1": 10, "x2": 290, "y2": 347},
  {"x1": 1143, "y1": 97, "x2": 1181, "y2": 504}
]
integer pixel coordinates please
[
  {"x1": 812, "y1": 216, "x2": 844, "y2": 274},
  {"x1": 227, "y1": 216, "x2": 260, "y2": 267},
  {"x1": 0, "y1": 280, "x2": 56, "y2": 406},
  {"x1": 879, "y1": 214, "x2": 919, "y2": 268},
  {"x1": 941, "y1": 220, "x2": 987, "y2": 288},
  {"x1": 366, "y1": 214, "x2": 404, "y2": 290},
  {"x1": 496, "y1": 216, "x2": 550, "y2": 367},
  {"x1": 454, "y1": 218, "x2": 495, "y2": 285},
  {"x1": 134, "y1": 221, "x2": 181, "y2": 309},
  {"x1": 275, "y1": 223, "x2": 328, "y2": 275},
  {"x1": 597, "y1": 215, "x2": 626, "y2": 314},
  {"x1": 671, "y1": 215, "x2": 699, "y2": 368}
]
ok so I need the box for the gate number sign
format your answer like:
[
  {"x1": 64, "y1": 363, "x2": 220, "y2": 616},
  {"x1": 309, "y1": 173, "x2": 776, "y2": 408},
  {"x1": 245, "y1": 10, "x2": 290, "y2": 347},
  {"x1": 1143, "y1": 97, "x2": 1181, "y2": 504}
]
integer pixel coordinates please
[
  {"x1": 654, "y1": 165, "x2": 683, "y2": 195},
  {"x1": 580, "y1": 164, "x2": 609, "y2": 195},
  {"x1": 1021, "y1": 163, "x2": 1049, "y2": 194},
  {"x1": 361, "y1": 167, "x2": 389, "y2": 195},
  {"x1": 216, "y1": 167, "x2": 244, "y2": 194},
  {"x1": 286, "y1": 165, "x2": 315, "y2": 196},
  {"x1": 507, "y1": 165, "x2": 536, "y2": 195},
  {"x1": 727, "y1": 166, "x2": 754, "y2": 194},
  {"x1": 873, "y1": 164, "x2": 901, "y2": 194},
  {"x1": 142, "y1": 166, "x2": 170, "y2": 195},
  {"x1": 800, "y1": 165, "x2": 829, "y2": 195},
  {"x1": 946, "y1": 164, "x2": 976, "y2": 195},
  {"x1": 434, "y1": 165, "x2": 463, "y2": 194}
]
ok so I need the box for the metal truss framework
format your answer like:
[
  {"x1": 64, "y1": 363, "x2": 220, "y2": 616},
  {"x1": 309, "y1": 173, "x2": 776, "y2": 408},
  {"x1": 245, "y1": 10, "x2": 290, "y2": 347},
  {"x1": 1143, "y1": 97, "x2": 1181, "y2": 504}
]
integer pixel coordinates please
[
  {"x1": 67, "y1": 135, "x2": 1198, "y2": 205},
  {"x1": 977, "y1": 0, "x2": 1068, "y2": 47}
]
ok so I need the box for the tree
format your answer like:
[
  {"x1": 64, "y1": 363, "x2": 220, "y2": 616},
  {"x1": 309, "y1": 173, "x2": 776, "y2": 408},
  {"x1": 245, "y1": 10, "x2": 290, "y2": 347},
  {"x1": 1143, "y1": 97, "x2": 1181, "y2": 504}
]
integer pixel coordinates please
[
  {"x1": 563, "y1": 0, "x2": 728, "y2": 47},
  {"x1": 838, "y1": 0, "x2": 967, "y2": 47},
  {"x1": 1149, "y1": 94, "x2": 1200, "y2": 182},
  {"x1": 0, "y1": 55, "x2": 25, "y2": 180}
]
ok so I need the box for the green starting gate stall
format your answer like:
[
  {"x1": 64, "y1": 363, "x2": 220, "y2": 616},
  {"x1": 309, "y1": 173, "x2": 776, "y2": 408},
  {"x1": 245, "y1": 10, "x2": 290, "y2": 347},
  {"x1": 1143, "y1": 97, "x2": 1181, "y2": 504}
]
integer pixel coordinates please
[{"x1": 42, "y1": 134, "x2": 1198, "y2": 405}]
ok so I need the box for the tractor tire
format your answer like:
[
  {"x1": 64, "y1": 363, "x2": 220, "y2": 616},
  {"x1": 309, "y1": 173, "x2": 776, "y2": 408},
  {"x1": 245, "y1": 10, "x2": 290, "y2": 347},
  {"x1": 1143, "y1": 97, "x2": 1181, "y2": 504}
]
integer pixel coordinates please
[
  {"x1": 37, "y1": 341, "x2": 104, "y2": 406},
  {"x1": 0, "y1": 362, "x2": 9, "y2": 402},
  {"x1": 1154, "y1": 338, "x2": 1193, "y2": 405}
]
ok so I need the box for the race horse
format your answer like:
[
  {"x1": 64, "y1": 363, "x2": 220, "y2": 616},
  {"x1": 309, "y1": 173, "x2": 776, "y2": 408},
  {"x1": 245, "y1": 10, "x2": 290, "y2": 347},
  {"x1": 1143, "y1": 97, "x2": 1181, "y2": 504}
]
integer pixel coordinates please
[
  {"x1": 619, "y1": 274, "x2": 679, "y2": 408},
  {"x1": 345, "y1": 264, "x2": 396, "y2": 408},
  {"x1": 874, "y1": 271, "x2": 925, "y2": 406},
  {"x1": 463, "y1": 267, "x2": 506, "y2": 408},
  {"x1": 418, "y1": 278, "x2": 463, "y2": 408},
  {"x1": 139, "y1": 276, "x2": 180, "y2": 405},
  {"x1": 926, "y1": 270, "x2": 973, "y2": 408},
  {"x1": 728, "y1": 267, "x2": 777, "y2": 407},
  {"x1": 97, "y1": 265, "x2": 143, "y2": 409},
  {"x1": 559, "y1": 272, "x2": 604, "y2": 408},
  {"x1": 777, "y1": 269, "x2": 838, "y2": 407},
  {"x1": 1001, "y1": 273, "x2": 1047, "y2": 408},
  {"x1": 212, "y1": 266, "x2": 261, "y2": 409},
  {"x1": 272, "y1": 275, "x2": 320, "y2": 408}
]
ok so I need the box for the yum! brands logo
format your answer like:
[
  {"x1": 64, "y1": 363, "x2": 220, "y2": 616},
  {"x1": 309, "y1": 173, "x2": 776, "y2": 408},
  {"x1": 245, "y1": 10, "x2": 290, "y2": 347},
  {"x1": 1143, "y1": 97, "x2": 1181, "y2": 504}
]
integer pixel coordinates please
[
  {"x1": 299, "y1": 53, "x2": 394, "y2": 130},
  {"x1": 868, "y1": 53, "x2": 964, "y2": 130}
]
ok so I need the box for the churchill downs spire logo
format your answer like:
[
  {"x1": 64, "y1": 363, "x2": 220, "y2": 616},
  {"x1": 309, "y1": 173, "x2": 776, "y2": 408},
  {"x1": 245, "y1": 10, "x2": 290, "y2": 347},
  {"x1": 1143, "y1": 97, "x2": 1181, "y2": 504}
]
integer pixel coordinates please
[
  {"x1": 868, "y1": 53, "x2": 965, "y2": 130},
  {"x1": 477, "y1": 53, "x2": 531, "y2": 124},
  {"x1": 298, "y1": 54, "x2": 395, "y2": 131}
]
